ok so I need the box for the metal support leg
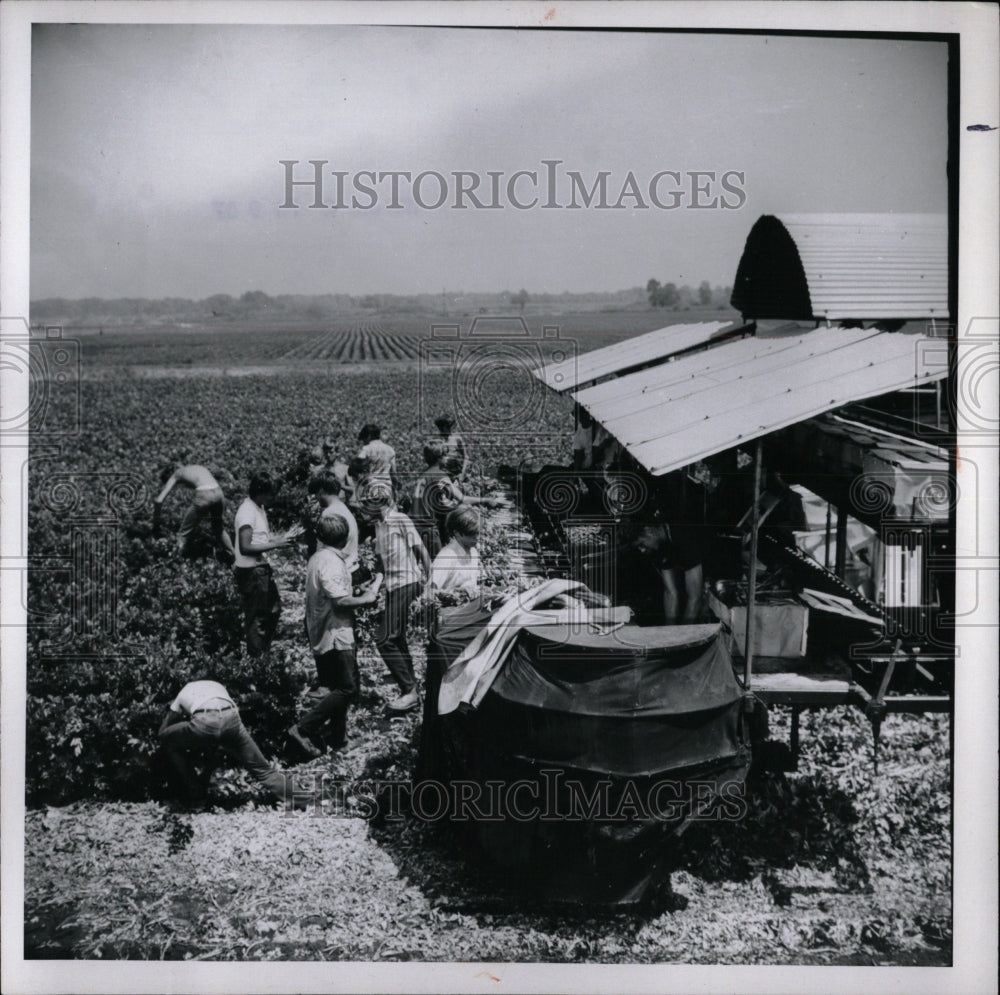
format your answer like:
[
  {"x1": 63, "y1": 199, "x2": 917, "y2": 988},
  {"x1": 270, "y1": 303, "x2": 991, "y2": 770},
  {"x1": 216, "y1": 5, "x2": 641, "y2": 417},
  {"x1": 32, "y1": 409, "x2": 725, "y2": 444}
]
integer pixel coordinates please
[
  {"x1": 824, "y1": 502, "x2": 833, "y2": 571},
  {"x1": 867, "y1": 639, "x2": 902, "y2": 775},
  {"x1": 835, "y1": 505, "x2": 848, "y2": 579}
]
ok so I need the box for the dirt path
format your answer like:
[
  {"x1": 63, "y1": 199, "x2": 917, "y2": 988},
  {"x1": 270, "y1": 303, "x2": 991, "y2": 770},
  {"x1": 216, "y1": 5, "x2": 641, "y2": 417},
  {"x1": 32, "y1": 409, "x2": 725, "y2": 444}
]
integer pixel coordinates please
[
  {"x1": 78, "y1": 360, "x2": 420, "y2": 380},
  {"x1": 23, "y1": 802, "x2": 949, "y2": 964}
]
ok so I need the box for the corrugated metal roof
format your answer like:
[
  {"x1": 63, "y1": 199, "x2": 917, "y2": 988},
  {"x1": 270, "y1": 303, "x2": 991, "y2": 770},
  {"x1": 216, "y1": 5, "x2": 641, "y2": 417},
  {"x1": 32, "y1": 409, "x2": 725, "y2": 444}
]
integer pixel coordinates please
[
  {"x1": 777, "y1": 214, "x2": 947, "y2": 320},
  {"x1": 535, "y1": 320, "x2": 735, "y2": 393},
  {"x1": 731, "y1": 213, "x2": 949, "y2": 321},
  {"x1": 573, "y1": 326, "x2": 948, "y2": 476}
]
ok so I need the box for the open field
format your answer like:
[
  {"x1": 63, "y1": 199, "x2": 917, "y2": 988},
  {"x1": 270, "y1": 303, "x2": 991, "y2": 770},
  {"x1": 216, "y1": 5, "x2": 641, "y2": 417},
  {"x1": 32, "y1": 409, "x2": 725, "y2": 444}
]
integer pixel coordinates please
[
  {"x1": 61, "y1": 307, "x2": 741, "y2": 373},
  {"x1": 22, "y1": 323, "x2": 950, "y2": 964}
]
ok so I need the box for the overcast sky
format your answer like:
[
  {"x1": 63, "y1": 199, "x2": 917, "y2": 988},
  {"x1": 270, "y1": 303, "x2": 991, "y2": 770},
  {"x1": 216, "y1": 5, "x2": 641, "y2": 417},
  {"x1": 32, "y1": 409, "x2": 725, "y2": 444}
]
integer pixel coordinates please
[{"x1": 30, "y1": 25, "x2": 948, "y2": 300}]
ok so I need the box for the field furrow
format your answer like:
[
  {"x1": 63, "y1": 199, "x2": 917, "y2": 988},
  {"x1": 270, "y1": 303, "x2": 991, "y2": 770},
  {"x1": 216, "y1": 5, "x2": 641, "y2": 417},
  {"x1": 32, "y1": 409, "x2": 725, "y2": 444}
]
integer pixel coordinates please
[{"x1": 270, "y1": 319, "x2": 434, "y2": 366}]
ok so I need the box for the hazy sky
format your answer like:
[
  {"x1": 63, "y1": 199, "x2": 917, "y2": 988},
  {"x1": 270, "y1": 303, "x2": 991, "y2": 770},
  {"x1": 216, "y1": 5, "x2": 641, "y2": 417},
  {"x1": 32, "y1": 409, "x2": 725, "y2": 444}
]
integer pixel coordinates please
[{"x1": 30, "y1": 25, "x2": 948, "y2": 299}]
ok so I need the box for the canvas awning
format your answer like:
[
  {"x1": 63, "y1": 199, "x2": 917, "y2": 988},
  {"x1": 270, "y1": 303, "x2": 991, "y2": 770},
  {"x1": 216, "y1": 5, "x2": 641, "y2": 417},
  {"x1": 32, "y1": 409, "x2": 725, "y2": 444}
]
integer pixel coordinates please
[
  {"x1": 572, "y1": 325, "x2": 948, "y2": 476},
  {"x1": 535, "y1": 320, "x2": 738, "y2": 393}
]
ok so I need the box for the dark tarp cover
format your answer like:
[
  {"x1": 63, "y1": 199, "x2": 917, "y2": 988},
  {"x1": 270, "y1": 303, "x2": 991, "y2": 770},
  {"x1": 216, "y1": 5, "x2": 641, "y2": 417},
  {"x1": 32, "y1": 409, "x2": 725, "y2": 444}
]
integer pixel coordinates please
[
  {"x1": 416, "y1": 597, "x2": 755, "y2": 905},
  {"x1": 485, "y1": 623, "x2": 743, "y2": 777}
]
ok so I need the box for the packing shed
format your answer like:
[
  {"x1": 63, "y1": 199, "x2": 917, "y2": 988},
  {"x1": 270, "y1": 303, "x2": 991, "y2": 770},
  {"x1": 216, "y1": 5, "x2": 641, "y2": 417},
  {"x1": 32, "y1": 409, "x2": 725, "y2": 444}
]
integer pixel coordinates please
[{"x1": 533, "y1": 213, "x2": 954, "y2": 755}]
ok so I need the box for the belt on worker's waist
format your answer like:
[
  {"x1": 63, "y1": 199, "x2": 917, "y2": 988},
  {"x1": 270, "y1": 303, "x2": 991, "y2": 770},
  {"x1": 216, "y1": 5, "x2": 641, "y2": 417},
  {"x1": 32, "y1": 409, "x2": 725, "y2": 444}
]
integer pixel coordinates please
[{"x1": 194, "y1": 704, "x2": 235, "y2": 713}]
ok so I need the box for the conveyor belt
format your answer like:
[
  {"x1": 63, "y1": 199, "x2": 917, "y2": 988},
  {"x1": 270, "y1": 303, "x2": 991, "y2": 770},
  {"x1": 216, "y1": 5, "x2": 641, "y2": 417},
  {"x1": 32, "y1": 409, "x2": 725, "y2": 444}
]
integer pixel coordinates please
[
  {"x1": 759, "y1": 532, "x2": 885, "y2": 619},
  {"x1": 493, "y1": 491, "x2": 568, "y2": 580}
]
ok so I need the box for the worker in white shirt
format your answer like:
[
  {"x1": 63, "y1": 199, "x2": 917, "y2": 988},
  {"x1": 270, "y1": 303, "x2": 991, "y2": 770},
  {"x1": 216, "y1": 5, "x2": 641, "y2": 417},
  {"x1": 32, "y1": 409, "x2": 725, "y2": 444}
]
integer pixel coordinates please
[
  {"x1": 157, "y1": 679, "x2": 292, "y2": 809},
  {"x1": 357, "y1": 423, "x2": 399, "y2": 496},
  {"x1": 233, "y1": 472, "x2": 303, "y2": 657},
  {"x1": 153, "y1": 463, "x2": 234, "y2": 559},
  {"x1": 429, "y1": 505, "x2": 482, "y2": 598},
  {"x1": 289, "y1": 515, "x2": 382, "y2": 757},
  {"x1": 307, "y1": 473, "x2": 360, "y2": 572}
]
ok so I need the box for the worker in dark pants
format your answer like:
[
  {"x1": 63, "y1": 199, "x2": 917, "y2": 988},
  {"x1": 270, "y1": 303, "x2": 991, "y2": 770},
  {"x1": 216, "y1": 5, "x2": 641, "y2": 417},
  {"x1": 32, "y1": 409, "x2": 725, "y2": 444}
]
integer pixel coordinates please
[
  {"x1": 357, "y1": 483, "x2": 431, "y2": 713},
  {"x1": 289, "y1": 515, "x2": 382, "y2": 756},
  {"x1": 232, "y1": 472, "x2": 303, "y2": 656},
  {"x1": 158, "y1": 679, "x2": 294, "y2": 809},
  {"x1": 634, "y1": 522, "x2": 704, "y2": 624}
]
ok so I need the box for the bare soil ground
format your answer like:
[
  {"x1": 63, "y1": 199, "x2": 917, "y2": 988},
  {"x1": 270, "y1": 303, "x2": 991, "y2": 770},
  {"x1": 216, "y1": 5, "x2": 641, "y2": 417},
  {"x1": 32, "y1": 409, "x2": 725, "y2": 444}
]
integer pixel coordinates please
[
  {"x1": 23, "y1": 788, "x2": 950, "y2": 964},
  {"x1": 24, "y1": 576, "x2": 951, "y2": 964}
]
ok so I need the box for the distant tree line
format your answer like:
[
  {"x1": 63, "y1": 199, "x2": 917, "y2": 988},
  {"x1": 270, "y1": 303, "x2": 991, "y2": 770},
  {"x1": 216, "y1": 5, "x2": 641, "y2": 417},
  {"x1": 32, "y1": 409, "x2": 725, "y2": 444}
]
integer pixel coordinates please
[
  {"x1": 30, "y1": 282, "x2": 734, "y2": 327},
  {"x1": 647, "y1": 279, "x2": 732, "y2": 310},
  {"x1": 30, "y1": 289, "x2": 638, "y2": 327},
  {"x1": 31, "y1": 291, "x2": 361, "y2": 326}
]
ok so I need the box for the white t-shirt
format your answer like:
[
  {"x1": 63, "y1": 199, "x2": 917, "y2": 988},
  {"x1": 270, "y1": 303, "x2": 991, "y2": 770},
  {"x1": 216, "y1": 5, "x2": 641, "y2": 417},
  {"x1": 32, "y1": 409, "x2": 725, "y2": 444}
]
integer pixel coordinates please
[
  {"x1": 430, "y1": 539, "x2": 481, "y2": 596},
  {"x1": 320, "y1": 497, "x2": 359, "y2": 572},
  {"x1": 234, "y1": 497, "x2": 270, "y2": 568},
  {"x1": 359, "y1": 439, "x2": 396, "y2": 484},
  {"x1": 171, "y1": 680, "x2": 235, "y2": 716}
]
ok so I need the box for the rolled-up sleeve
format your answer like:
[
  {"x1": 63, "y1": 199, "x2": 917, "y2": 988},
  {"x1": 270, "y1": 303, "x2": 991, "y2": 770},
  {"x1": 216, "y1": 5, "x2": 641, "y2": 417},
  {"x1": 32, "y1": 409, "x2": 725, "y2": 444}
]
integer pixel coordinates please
[{"x1": 318, "y1": 557, "x2": 350, "y2": 600}]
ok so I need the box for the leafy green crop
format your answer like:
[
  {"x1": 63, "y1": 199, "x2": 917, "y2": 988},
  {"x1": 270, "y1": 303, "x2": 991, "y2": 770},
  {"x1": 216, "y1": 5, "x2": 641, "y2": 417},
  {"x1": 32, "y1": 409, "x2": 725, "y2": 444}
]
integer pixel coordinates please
[{"x1": 26, "y1": 369, "x2": 571, "y2": 804}]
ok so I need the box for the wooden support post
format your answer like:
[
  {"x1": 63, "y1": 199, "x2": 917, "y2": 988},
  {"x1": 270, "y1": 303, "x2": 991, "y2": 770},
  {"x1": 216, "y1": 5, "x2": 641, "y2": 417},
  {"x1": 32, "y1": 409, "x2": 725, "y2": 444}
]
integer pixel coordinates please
[
  {"x1": 743, "y1": 438, "x2": 764, "y2": 692},
  {"x1": 868, "y1": 639, "x2": 902, "y2": 776}
]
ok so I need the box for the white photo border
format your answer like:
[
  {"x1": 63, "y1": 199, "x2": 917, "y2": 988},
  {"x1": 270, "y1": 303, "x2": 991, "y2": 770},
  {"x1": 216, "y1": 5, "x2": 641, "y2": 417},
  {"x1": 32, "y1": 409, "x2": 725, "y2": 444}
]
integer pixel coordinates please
[{"x1": 2, "y1": 3, "x2": 997, "y2": 993}]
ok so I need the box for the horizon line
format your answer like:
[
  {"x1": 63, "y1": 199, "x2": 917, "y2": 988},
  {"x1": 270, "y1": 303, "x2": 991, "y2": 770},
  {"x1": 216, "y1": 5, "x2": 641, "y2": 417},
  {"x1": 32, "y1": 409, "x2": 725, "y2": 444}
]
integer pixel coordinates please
[{"x1": 29, "y1": 284, "x2": 734, "y2": 307}]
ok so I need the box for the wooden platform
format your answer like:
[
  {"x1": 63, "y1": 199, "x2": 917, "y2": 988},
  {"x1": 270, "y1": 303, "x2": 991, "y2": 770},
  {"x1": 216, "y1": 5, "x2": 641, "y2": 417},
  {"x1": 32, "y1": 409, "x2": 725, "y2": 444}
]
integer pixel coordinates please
[
  {"x1": 742, "y1": 668, "x2": 951, "y2": 712},
  {"x1": 744, "y1": 670, "x2": 854, "y2": 706}
]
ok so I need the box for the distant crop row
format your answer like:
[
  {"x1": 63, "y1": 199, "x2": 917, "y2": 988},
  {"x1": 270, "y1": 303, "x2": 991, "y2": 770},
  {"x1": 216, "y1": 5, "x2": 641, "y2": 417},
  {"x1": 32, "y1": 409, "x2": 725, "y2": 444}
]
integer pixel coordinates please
[{"x1": 280, "y1": 322, "x2": 424, "y2": 362}]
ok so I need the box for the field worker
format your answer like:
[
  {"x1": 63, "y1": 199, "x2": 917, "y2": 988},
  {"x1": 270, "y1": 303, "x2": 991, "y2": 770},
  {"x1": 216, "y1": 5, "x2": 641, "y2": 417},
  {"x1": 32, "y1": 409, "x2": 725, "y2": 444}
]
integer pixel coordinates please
[
  {"x1": 430, "y1": 506, "x2": 482, "y2": 598},
  {"x1": 357, "y1": 423, "x2": 399, "y2": 495},
  {"x1": 572, "y1": 406, "x2": 595, "y2": 471},
  {"x1": 309, "y1": 437, "x2": 352, "y2": 486},
  {"x1": 442, "y1": 456, "x2": 507, "y2": 520},
  {"x1": 434, "y1": 413, "x2": 468, "y2": 481},
  {"x1": 593, "y1": 421, "x2": 623, "y2": 475},
  {"x1": 307, "y1": 473, "x2": 359, "y2": 571},
  {"x1": 158, "y1": 679, "x2": 293, "y2": 809},
  {"x1": 309, "y1": 436, "x2": 337, "y2": 474},
  {"x1": 409, "y1": 440, "x2": 461, "y2": 558},
  {"x1": 233, "y1": 472, "x2": 303, "y2": 657},
  {"x1": 344, "y1": 453, "x2": 365, "y2": 505},
  {"x1": 153, "y1": 464, "x2": 235, "y2": 560},
  {"x1": 288, "y1": 515, "x2": 383, "y2": 757},
  {"x1": 634, "y1": 522, "x2": 704, "y2": 624},
  {"x1": 358, "y1": 482, "x2": 430, "y2": 713}
]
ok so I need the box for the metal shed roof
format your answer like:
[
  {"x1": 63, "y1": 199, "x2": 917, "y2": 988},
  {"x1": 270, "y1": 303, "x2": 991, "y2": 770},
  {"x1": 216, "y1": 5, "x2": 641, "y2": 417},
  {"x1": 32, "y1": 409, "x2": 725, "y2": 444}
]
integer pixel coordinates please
[
  {"x1": 731, "y1": 213, "x2": 948, "y2": 321},
  {"x1": 573, "y1": 326, "x2": 948, "y2": 476},
  {"x1": 536, "y1": 320, "x2": 735, "y2": 393}
]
